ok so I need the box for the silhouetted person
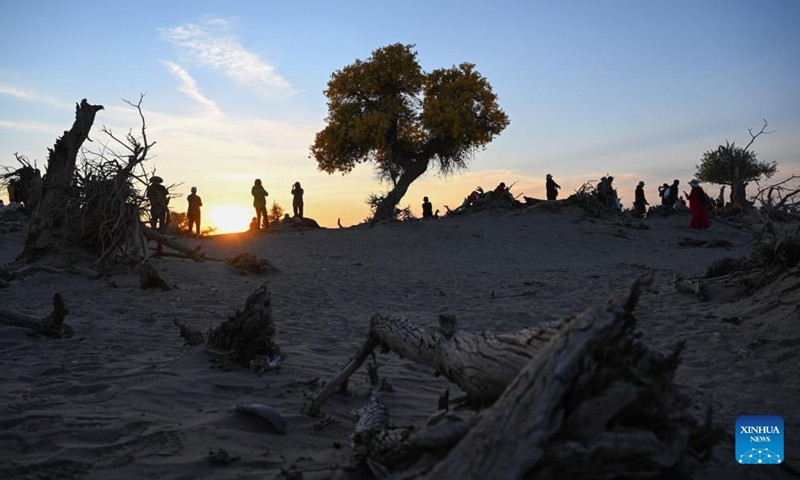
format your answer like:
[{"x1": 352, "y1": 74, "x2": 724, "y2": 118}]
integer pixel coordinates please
[
  {"x1": 633, "y1": 181, "x2": 648, "y2": 218},
  {"x1": 186, "y1": 186, "x2": 203, "y2": 236},
  {"x1": 422, "y1": 196, "x2": 433, "y2": 218},
  {"x1": 291, "y1": 182, "x2": 304, "y2": 218},
  {"x1": 249, "y1": 217, "x2": 259, "y2": 232},
  {"x1": 685, "y1": 179, "x2": 711, "y2": 229},
  {"x1": 146, "y1": 176, "x2": 169, "y2": 232},
  {"x1": 251, "y1": 179, "x2": 269, "y2": 229},
  {"x1": 658, "y1": 183, "x2": 670, "y2": 206},
  {"x1": 545, "y1": 174, "x2": 560, "y2": 201},
  {"x1": 667, "y1": 179, "x2": 680, "y2": 209}
]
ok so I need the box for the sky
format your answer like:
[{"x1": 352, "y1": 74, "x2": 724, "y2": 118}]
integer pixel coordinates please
[{"x1": 1, "y1": 0, "x2": 799, "y2": 231}]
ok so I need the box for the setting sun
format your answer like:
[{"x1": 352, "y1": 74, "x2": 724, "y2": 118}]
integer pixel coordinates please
[{"x1": 205, "y1": 203, "x2": 253, "y2": 234}]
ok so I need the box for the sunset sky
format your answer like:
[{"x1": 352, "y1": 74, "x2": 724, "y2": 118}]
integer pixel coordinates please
[{"x1": 2, "y1": 0, "x2": 798, "y2": 231}]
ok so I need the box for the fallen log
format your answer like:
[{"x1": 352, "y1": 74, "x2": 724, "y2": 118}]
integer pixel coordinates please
[
  {"x1": 344, "y1": 274, "x2": 720, "y2": 479},
  {"x1": 142, "y1": 227, "x2": 205, "y2": 262},
  {"x1": 0, "y1": 293, "x2": 73, "y2": 338},
  {"x1": 225, "y1": 252, "x2": 280, "y2": 275},
  {"x1": 307, "y1": 313, "x2": 573, "y2": 416}
]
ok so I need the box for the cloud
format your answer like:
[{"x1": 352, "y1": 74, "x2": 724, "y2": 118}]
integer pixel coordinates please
[
  {"x1": 162, "y1": 61, "x2": 223, "y2": 117},
  {"x1": 0, "y1": 119, "x2": 62, "y2": 133},
  {"x1": 160, "y1": 19, "x2": 291, "y2": 94},
  {"x1": 0, "y1": 84, "x2": 69, "y2": 109}
]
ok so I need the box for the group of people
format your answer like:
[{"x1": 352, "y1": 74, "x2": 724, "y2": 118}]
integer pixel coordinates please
[
  {"x1": 249, "y1": 179, "x2": 305, "y2": 231},
  {"x1": 651, "y1": 178, "x2": 711, "y2": 228},
  {"x1": 144, "y1": 176, "x2": 306, "y2": 237}
]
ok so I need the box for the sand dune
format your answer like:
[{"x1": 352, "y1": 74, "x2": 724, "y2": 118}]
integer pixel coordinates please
[{"x1": 1, "y1": 206, "x2": 797, "y2": 479}]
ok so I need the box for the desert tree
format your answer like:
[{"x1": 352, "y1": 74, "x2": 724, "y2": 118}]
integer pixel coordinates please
[
  {"x1": 268, "y1": 200, "x2": 285, "y2": 224},
  {"x1": 310, "y1": 43, "x2": 510, "y2": 222},
  {"x1": 695, "y1": 120, "x2": 777, "y2": 210}
]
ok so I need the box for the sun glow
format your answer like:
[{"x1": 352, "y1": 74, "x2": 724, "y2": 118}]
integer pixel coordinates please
[{"x1": 205, "y1": 203, "x2": 253, "y2": 234}]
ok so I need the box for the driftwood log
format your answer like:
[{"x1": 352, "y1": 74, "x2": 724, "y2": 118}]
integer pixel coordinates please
[
  {"x1": 225, "y1": 252, "x2": 280, "y2": 275},
  {"x1": 307, "y1": 313, "x2": 573, "y2": 417},
  {"x1": 0, "y1": 293, "x2": 73, "y2": 338},
  {"x1": 142, "y1": 227, "x2": 205, "y2": 262},
  {"x1": 206, "y1": 282, "x2": 280, "y2": 365},
  {"x1": 342, "y1": 275, "x2": 721, "y2": 479}
]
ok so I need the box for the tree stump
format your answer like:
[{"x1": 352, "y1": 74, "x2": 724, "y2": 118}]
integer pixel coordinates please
[{"x1": 206, "y1": 282, "x2": 280, "y2": 365}]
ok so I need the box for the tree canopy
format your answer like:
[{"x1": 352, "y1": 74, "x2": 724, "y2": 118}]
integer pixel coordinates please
[
  {"x1": 696, "y1": 142, "x2": 776, "y2": 186},
  {"x1": 311, "y1": 43, "x2": 509, "y2": 221}
]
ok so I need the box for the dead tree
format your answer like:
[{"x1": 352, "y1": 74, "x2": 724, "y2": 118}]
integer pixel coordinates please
[
  {"x1": 0, "y1": 293, "x2": 73, "y2": 338},
  {"x1": 24, "y1": 100, "x2": 105, "y2": 254},
  {"x1": 307, "y1": 313, "x2": 574, "y2": 417},
  {"x1": 341, "y1": 275, "x2": 720, "y2": 479}
]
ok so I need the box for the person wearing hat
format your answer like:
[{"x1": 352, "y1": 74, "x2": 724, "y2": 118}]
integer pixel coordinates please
[
  {"x1": 684, "y1": 179, "x2": 711, "y2": 229},
  {"x1": 146, "y1": 176, "x2": 169, "y2": 232},
  {"x1": 545, "y1": 174, "x2": 561, "y2": 201},
  {"x1": 633, "y1": 181, "x2": 649, "y2": 218},
  {"x1": 186, "y1": 186, "x2": 203, "y2": 236}
]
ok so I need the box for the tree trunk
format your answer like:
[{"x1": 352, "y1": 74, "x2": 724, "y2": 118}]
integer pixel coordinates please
[
  {"x1": 307, "y1": 313, "x2": 573, "y2": 416},
  {"x1": 374, "y1": 159, "x2": 429, "y2": 222},
  {"x1": 24, "y1": 99, "x2": 104, "y2": 253}
]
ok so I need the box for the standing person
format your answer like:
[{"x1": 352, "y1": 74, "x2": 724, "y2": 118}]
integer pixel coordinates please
[
  {"x1": 251, "y1": 179, "x2": 269, "y2": 230},
  {"x1": 633, "y1": 181, "x2": 649, "y2": 218},
  {"x1": 667, "y1": 179, "x2": 680, "y2": 209},
  {"x1": 422, "y1": 196, "x2": 433, "y2": 218},
  {"x1": 146, "y1": 176, "x2": 169, "y2": 232},
  {"x1": 545, "y1": 174, "x2": 561, "y2": 201},
  {"x1": 685, "y1": 179, "x2": 711, "y2": 229},
  {"x1": 186, "y1": 186, "x2": 203, "y2": 236},
  {"x1": 291, "y1": 182, "x2": 304, "y2": 218},
  {"x1": 658, "y1": 183, "x2": 670, "y2": 206}
]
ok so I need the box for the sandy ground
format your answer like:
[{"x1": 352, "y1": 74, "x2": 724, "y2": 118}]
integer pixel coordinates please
[{"x1": 0, "y1": 206, "x2": 798, "y2": 479}]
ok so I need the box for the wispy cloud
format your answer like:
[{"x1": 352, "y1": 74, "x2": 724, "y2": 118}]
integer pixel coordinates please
[
  {"x1": 0, "y1": 119, "x2": 62, "y2": 133},
  {"x1": 0, "y1": 84, "x2": 69, "y2": 109},
  {"x1": 162, "y1": 61, "x2": 223, "y2": 117},
  {"x1": 160, "y1": 19, "x2": 291, "y2": 94}
]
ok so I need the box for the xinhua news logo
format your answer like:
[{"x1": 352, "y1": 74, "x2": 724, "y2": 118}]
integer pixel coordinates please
[{"x1": 736, "y1": 415, "x2": 784, "y2": 465}]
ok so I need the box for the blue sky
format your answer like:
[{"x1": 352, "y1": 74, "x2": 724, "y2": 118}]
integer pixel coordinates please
[{"x1": 2, "y1": 0, "x2": 798, "y2": 229}]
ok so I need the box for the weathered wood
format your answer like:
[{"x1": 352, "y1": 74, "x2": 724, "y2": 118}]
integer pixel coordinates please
[
  {"x1": 207, "y1": 282, "x2": 280, "y2": 365},
  {"x1": 25, "y1": 100, "x2": 105, "y2": 254},
  {"x1": 173, "y1": 318, "x2": 205, "y2": 346},
  {"x1": 307, "y1": 333, "x2": 379, "y2": 417},
  {"x1": 135, "y1": 260, "x2": 170, "y2": 291},
  {"x1": 402, "y1": 275, "x2": 715, "y2": 480},
  {"x1": 225, "y1": 252, "x2": 280, "y2": 274},
  {"x1": 0, "y1": 293, "x2": 73, "y2": 338},
  {"x1": 674, "y1": 276, "x2": 708, "y2": 301},
  {"x1": 309, "y1": 314, "x2": 573, "y2": 416},
  {"x1": 142, "y1": 227, "x2": 205, "y2": 262}
]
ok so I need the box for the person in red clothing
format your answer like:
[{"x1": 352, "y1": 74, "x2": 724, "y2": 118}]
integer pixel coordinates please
[{"x1": 685, "y1": 179, "x2": 711, "y2": 229}]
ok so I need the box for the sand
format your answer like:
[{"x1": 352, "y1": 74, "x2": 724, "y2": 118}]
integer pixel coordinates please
[{"x1": 1, "y1": 206, "x2": 798, "y2": 479}]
